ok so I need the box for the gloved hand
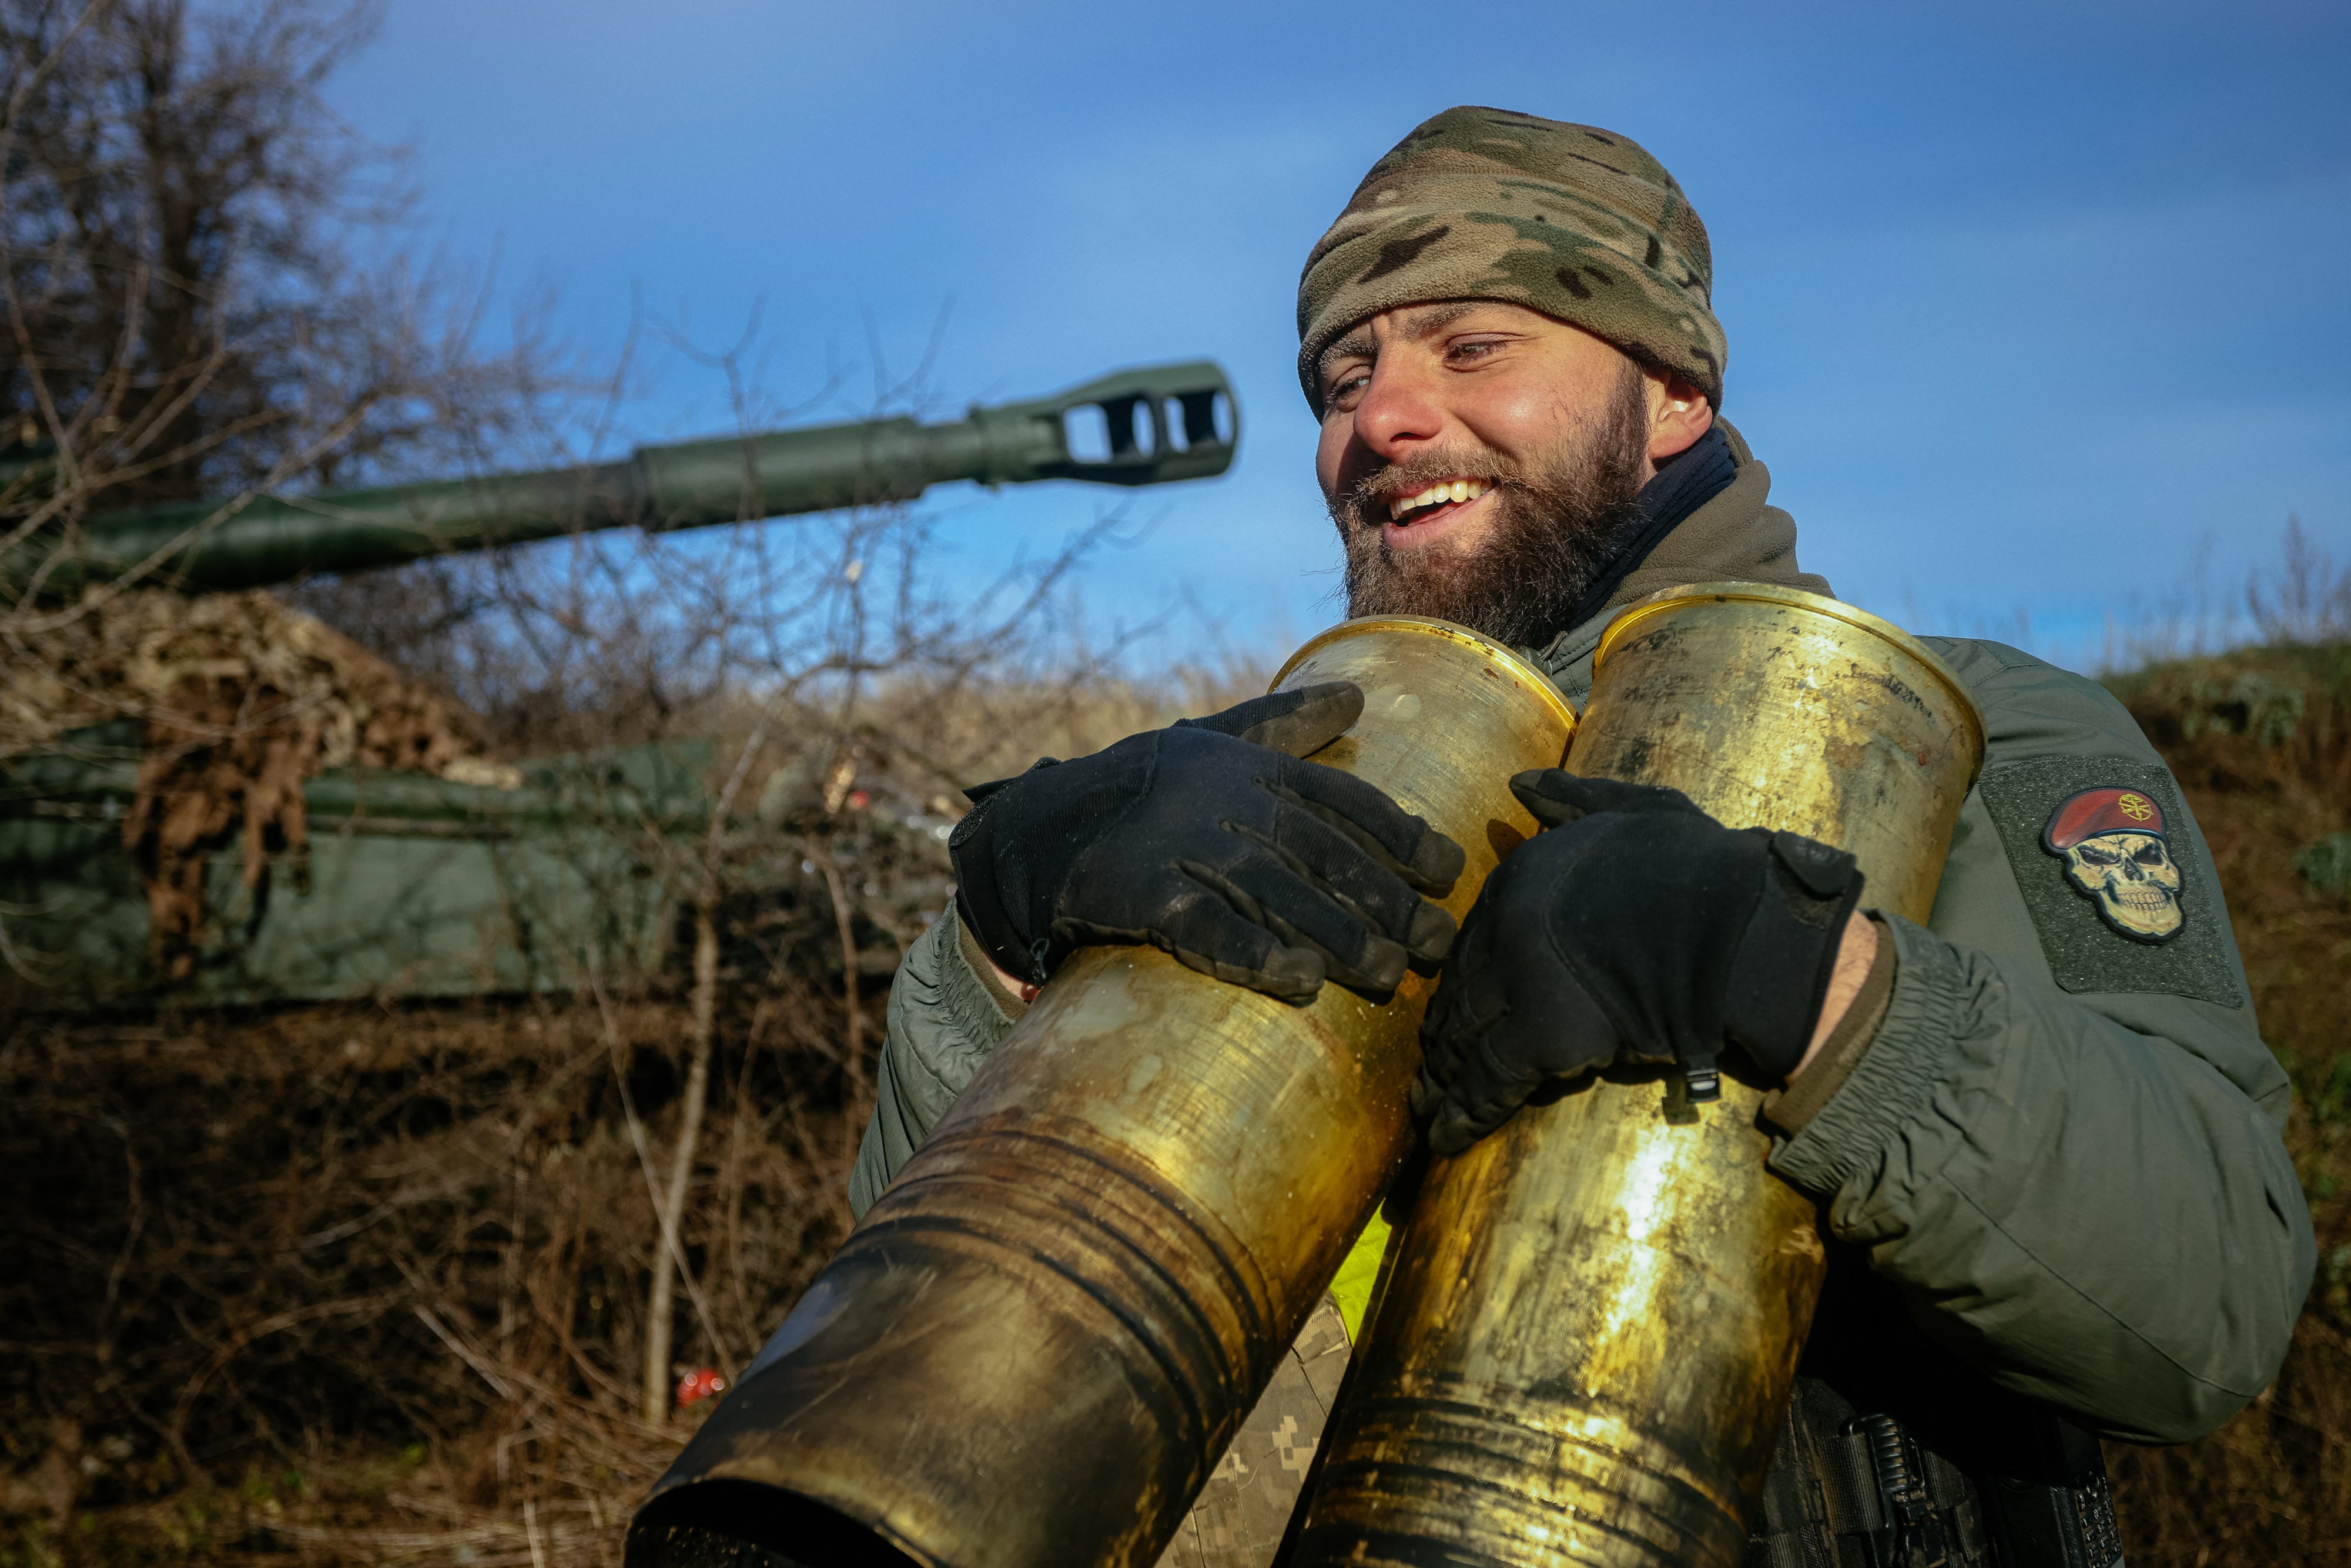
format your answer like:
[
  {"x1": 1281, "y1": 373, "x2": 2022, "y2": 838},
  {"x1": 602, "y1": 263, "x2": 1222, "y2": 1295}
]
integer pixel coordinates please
[
  {"x1": 949, "y1": 682, "x2": 1466, "y2": 1006},
  {"x1": 1411, "y1": 769, "x2": 1864, "y2": 1155}
]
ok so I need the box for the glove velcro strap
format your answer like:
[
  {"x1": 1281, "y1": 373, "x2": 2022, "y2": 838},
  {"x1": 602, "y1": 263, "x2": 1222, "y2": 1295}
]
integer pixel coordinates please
[{"x1": 1722, "y1": 834, "x2": 1865, "y2": 1080}]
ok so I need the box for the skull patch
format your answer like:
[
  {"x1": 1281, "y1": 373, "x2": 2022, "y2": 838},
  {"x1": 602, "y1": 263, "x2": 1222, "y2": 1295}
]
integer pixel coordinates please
[{"x1": 2043, "y1": 788, "x2": 2185, "y2": 943}]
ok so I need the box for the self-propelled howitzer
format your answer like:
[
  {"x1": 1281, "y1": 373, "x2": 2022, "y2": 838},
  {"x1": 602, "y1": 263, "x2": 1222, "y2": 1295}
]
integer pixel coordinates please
[{"x1": 11, "y1": 360, "x2": 1236, "y2": 595}]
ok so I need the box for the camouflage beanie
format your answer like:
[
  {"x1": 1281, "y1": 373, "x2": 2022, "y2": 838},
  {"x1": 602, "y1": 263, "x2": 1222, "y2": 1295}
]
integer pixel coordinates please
[{"x1": 1297, "y1": 106, "x2": 1726, "y2": 411}]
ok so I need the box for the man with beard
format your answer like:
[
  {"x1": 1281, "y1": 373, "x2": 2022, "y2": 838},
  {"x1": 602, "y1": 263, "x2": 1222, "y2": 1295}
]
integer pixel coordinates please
[{"x1": 844, "y1": 109, "x2": 2310, "y2": 1568}]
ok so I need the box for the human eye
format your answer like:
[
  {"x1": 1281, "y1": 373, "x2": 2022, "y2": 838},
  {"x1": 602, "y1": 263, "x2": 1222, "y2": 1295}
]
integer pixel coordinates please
[
  {"x1": 1443, "y1": 334, "x2": 1512, "y2": 367},
  {"x1": 1322, "y1": 364, "x2": 1372, "y2": 411}
]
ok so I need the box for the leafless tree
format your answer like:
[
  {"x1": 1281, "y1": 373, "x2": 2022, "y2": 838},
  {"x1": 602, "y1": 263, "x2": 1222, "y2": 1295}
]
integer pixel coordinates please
[
  {"x1": 0, "y1": 5, "x2": 1250, "y2": 1556},
  {"x1": 0, "y1": 0, "x2": 581, "y2": 988}
]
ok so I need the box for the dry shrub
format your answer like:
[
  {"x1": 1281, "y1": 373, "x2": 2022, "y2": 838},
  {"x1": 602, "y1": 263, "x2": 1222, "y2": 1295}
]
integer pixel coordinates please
[
  {"x1": 2104, "y1": 644, "x2": 2351, "y2": 1564},
  {"x1": 0, "y1": 644, "x2": 1275, "y2": 1566},
  {"x1": 5, "y1": 640, "x2": 2343, "y2": 1566},
  {"x1": 0, "y1": 982, "x2": 866, "y2": 1564},
  {"x1": 840, "y1": 658, "x2": 1272, "y2": 799}
]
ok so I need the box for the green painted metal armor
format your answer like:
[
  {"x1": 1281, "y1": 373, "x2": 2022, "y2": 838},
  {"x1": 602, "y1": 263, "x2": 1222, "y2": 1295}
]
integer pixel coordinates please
[
  {"x1": 2, "y1": 360, "x2": 1235, "y2": 1004},
  {"x1": 4, "y1": 726, "x2": 710, "y2": 1006}
]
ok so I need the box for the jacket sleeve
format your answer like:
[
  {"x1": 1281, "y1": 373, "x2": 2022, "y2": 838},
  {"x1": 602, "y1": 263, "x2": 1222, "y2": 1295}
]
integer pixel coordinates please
[
  {"x1": 1767, "y1": 639, "x2": 2315, "y2": 1445},
  {"x1": 846, "y1": 901, "x2": 1022, "y2": 1218}
]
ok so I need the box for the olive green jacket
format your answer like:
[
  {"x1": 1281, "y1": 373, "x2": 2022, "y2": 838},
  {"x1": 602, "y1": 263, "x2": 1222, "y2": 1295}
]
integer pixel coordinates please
[{"x1": 849, "y1": 441, "x2": 2313, "y2": 1447}]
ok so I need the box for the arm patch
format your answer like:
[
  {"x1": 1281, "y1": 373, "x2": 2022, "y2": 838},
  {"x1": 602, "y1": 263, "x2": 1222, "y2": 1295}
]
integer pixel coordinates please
[{"x1": 1975, "y1": 755, "x2": 2242, "y2": 1005}]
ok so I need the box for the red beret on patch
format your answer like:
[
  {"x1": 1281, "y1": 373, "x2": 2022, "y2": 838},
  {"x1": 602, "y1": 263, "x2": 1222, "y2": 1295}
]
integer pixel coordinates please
[{"x1": 2043, "y1": 788, "x2": 2166, "y2": 850}]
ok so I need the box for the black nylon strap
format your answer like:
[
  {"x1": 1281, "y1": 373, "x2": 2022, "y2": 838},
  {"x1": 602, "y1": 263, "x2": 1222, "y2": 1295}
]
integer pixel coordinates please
[
  {"x1": 1818, "y1": 1432, "x2": 1887, "y2": 1537},
  {"x1": 1747, "y1": 1532, "x2": 1823, "y2": 1568}
]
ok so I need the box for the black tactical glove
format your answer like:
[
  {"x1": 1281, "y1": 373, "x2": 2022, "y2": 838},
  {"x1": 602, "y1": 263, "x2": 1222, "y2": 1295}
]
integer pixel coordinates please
[
  {"x1": 950, "y1": 682, "x2": 1466, "y2": 1006},
  {"x1": 1412, "y1": 769, "x2": 1864, "y2": 1155}
]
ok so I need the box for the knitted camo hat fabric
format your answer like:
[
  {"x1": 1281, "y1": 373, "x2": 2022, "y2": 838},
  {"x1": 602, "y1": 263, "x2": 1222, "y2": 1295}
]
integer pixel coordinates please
[{"x1": 1297, "y1": 106, "x2": 1727, "y2": 411}]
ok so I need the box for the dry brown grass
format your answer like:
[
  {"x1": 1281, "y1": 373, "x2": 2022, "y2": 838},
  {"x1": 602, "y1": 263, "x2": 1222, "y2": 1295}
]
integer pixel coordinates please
[
  {"x1": 2104, "y1": 644, "x2": 2351, "y2": 1565},
  {"x1": 0, "y1": 987, "x2": 858, "y2": 1566},
  {"x1": 0, "y1": 658, "x2": 1272, "y2": 1567},
  {"x1": 3, "y1": 644, "x2": 2345, "y2": 1566}
]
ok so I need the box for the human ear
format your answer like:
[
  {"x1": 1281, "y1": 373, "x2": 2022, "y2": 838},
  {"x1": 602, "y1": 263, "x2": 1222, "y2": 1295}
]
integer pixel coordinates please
[{"x1": 1643, "y1": 369, "x2": 1714, "y2": 464}]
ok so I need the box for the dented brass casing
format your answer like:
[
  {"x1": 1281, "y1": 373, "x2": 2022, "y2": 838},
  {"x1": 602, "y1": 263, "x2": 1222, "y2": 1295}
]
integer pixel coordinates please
[
  {"x1": 626, "y1": 618, "x2": 1575, "y2": 1568},
  {"x1": 1290, "y1": 584, "x2": 1984, "y2": 1568}
]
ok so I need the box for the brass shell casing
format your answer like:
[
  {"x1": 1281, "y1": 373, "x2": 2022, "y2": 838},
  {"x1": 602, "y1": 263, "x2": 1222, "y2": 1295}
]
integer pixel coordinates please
[
  {"x1": 1290, "y1": 584, "x2": 1984, "y2": 1568},
  {"x1": 627, "y1": 618, "x2": 1574, "y2": 1568}
]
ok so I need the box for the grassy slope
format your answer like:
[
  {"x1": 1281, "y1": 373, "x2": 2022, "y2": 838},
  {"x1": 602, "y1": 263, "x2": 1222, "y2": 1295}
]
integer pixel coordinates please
[{"x1": 2103, "y1": 645, "x2": 2351, "y2": 1565}]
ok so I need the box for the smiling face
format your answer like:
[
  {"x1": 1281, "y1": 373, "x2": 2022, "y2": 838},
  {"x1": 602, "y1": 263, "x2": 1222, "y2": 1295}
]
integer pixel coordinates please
[{"x1": 1314, "y1": 301, "x2": 1713, "y2": 648}]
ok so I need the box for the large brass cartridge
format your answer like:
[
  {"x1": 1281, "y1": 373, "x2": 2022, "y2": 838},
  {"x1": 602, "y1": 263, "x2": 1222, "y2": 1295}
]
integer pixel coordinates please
[
  {"x1": 1289, "y1": 584, "x2": 1984, "y2": 1568},
  {"x1": 627, "y1": 618, "x2": 1575, "y2": 1568}
]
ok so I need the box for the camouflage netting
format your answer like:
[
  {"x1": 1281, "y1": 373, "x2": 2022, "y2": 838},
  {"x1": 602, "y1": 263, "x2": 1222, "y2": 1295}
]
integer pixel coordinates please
[{"x1": 5, "y1": 589, "x2": 518, "y2": 977}]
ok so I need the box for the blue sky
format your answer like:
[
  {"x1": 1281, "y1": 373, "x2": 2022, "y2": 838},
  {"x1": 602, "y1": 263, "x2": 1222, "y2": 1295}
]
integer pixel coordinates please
[{"x1": 327, "y1": 0, "x2": 2351, "y2": 671}]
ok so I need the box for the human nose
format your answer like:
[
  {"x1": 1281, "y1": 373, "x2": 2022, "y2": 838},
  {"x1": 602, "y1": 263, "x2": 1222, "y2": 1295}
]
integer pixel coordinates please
[{"x1": 1349, "y1": 356, "x2": 1448, "y2": 463}]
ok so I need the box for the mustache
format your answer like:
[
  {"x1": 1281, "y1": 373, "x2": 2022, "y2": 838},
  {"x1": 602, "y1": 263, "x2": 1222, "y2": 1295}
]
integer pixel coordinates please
[{"x1": 1337, "y1": 452, "x2": 1532, "y2": 525}]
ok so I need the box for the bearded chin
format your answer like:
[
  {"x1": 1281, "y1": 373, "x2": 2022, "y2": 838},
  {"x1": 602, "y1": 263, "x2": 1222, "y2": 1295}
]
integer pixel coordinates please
[
  {"x1": 1335, "y1": 386, "x2": 1650, "y2": 651},
  {"x1": 1339, "y1": 501, "x2": 1622, "y2": 648}
]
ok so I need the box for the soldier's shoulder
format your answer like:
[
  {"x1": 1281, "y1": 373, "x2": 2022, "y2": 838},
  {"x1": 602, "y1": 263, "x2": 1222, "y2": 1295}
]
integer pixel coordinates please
[
  {"x1": 1916, "y1": 635, "x2": 2157, "y2": 767},
  {"x1": 1919, "y1": 639, "x2": 2244, "y2": 1006}
]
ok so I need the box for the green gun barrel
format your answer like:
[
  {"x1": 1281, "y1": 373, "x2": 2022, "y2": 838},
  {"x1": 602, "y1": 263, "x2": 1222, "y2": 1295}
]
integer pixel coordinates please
[{"x1": 11, "y1": 360, "x2": 1236, "y2": 595}]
